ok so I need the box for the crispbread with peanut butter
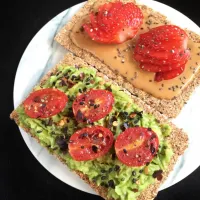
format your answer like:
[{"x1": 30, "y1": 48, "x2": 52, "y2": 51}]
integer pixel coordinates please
[
  {"x1": 55, "y1": 0, "x2": 200, "y2": 118},
  {"x1": 10, "y1": 53, "x2": 188, "y2": 200}
]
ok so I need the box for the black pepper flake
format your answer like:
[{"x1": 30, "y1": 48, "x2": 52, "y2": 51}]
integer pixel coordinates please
[
  {"x1": 101, "y1": 169, "x2": 106, "y2": 173},
  {"x1": 76, "y1": 110, "x2": 83, "y2": 121},
  {"x1": 150, "y1": 143, "x2": 156, "y2": 154},
  {"x1": 33, "y1": 96, "x2": 40, "y2": 102},
  {"x1": 139, "y1": 169, "x2": 143, "y2": 173},
  {"x1": 114, "y1": 165, "x2": 120, "y2": 171},
  {"x1": 86, "y1": 82, "x2": 90, "y2": 85},
  {"x1": 79, "y1": 132, "x2": 88, "y2": 139},
  {"x1": 108, "y1": 180, "x2": 115, "y2": 189},
  {"x1": 56, "y1": 137, "x2": 68, "y2": 151},
  {"x1": 94, "y1": 104, "x2": 100, "y2": 109},
  {"x1": 147, "y1": 128, "x2": 152, "y2": 131},
  {"x1": 108, "y1": 168, "x2": 113, "y2": 173},
  {"x1": 153, "y1": 170, "x2": 163, "y2": 181},
  {"x1": 37, "y1": 130, "x2": 42, "y2": 133},
  {"x1": 101, "y1": 176, "x2": 107, "y2": 180},
  {"x1": 146, "y1": 162, "x2": 150, "y2": 166},
  {"x1": 83, "y1": 87, "x2": 87, "y2": 92},
  {"x1": 123, "y1": 149, "x2": 127, "y2": 154},
  {"x1": 79, "y1": 89, "x2": 82, "y2": 93},
  {"x1": 92, "y1": 145, "x2": 98, "y2": 153},
  {"x1": 132, "y1": 178, "x2": 137, "y2": 183},
  {"x1": 81, "y1": 146, "x2": 84, "y2": 149}
]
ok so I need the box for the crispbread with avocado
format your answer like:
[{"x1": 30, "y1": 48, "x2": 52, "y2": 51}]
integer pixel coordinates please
[
  {"x1": 10, "y1": 53, "x2": 188, "y2": 200},
  {"x1": 55, "y1": 0, "x2": 200, "y2": 118}
]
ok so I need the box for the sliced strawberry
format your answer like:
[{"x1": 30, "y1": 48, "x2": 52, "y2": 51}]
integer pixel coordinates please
[
  {"x1": 83, "y1": 2, "x2": 143, "y2": 44},
  {"x1": 155, "y1": 65, "x2": 185, "y2": 82},
  {"x1": 140, "y1": 62, "x2": 184, "y2": 72}
]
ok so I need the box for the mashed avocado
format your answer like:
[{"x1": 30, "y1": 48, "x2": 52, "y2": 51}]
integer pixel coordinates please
[{"x1": 16, "y1": 65, "x2": 173, "y2": 200}]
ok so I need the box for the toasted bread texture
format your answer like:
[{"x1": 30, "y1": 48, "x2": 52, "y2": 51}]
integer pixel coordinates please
[
  {"x1": 55, "y1": 0, "x2": 200, "y2": 118},
  {"x1": 11, "y1": 53, "x2": 188, "y2": 200}
]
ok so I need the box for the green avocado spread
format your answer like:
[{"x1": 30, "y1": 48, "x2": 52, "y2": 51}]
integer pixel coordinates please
[{"x1": 16, "y1": 65, "x2": 173, "y2": 200}]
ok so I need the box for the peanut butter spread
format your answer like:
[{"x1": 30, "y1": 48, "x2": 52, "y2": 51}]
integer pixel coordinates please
[{"x1": 70, "y1": 4, "x2": 200, "y2": 100}]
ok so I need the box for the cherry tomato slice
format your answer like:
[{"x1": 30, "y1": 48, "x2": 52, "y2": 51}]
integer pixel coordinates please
[
  {"x1": 24, "y1": 88, "x2": 68, "y2": 118},
  {"x1": 69, "y1": 126, "x2": 114, "y2": 161},
  {"x1": 73, "y1": 89, "x2": 114, "y2": 123},
  {"x1": 155, "y1": 65, "x2": 185, "y2": 82},
  {"x1": 115, "y1": 127, "x2": 159, "y2": 167}
]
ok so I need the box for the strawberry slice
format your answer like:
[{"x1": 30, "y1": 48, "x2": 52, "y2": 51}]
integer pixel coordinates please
[
  {"x1": 140, "y1": 62, "x2": 184, "y2": 73},
  {"x1": 155, "y1": 65, "x2": 185, "y2": 82},
  {"x1": 83, "y1": 2, "x2": 143, "y2": 44},
  {"x1": 133, "y1": 25, "x2": 190, "y2": 81}
]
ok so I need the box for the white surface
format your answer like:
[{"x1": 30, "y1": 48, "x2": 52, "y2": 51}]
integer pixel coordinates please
[{"x1": 13, "y1": 0, "x2": 200, "y2": 195}]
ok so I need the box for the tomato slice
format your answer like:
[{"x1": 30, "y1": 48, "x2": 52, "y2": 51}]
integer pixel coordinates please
[
  {"x1": 115, "y1": 127, "x2": 159, "y2": 167},
  {"x1": 155, "y1": 65, "x2": 185, "y2": 82},
  {"x1": 24, "y1": 88, "x2": 68, "y2": 118},
  {"x1": 69, "y1": 126, "x2": 114, "y2": 161},
  {"x1": 73, "y1": 89, "x2": 114, "y2": 123}
]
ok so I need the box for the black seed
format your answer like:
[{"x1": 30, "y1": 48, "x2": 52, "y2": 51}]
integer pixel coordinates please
[
  {"x1": 108, "y1": 180, "x2": 115, "y2": 189},
  {"x1": 79, "y1": 101, "x2": 84, "y2": 105},
  {"x1": 79, "y1": 132, "x2": 88, "y2": 139},
  {"x1": 81, "y1": 146, "x2": 84, "y2": 149},
  {"x1": 92, "y1": 145, "x2": 98, "y2": 153},
  {"x1": 146, "y1": 162, "x2": 150, "y2": 166},
  {"x1": 76, "y1": 110, "x2": 83, "y2": 121},
  {"x1": 132, "y1": 171, "x2": 136, "y2": 176},
  {"x1": 56, "y1": 137, "x2": 68, "y2": 151},
  {"x1": 124, "y1": 112, "x2": 128, "y2": 115},
  {"x1": 147, "y1": 128, "x2": 152, "y2": 131},
  {"x1": 137, "y1": 111, "x2": 143, "y2": 118},
  {"x1": 61, "y1": 127, "x2": 68, "y2": 134},
  {"x1": 150, "y1": 144, "x2": 156, "y2": 154},
  {"x1": 86, "y1": 82, "x2": 90, "y2": 85},
  {"x1": 37, "y1": 130, "x2": 42, "y2": 133},
  {"x1": 121, "y1": 122, "x2": 129, "y2": 131},
  {"x1": 123, "y1": 149, "x2": 127, "y2": 154},
  {"x1": 114, "y1": 165, "x2": 120, "y2": 171},
  {"x1": 108, "y1": 168, "x2": 113, "y2": 173},
  {"x1": 139, "y1": 169, "x2": 143, "y2": 173},
  {"x1": 101, "y1": 169, "x2": 106, "y2": 173},
  {"x1": 106, "y1": 86, "x2": 112, "y2": 92},
  {"x1": 83, "y1": 87, "x2": 87, "y2": 92},
  {"x1": 79, "y1": 89, "x2": 82, "y2": 93},
  {"x1": 71, "y1": 75, "x2": 77, "y2": 80},
  {"x1": 94, "y1": 104, "x2": 100, "y2": 109},
  {"x1": 101, "y1": 176, "x2": 107, "y2": 180},
  {"x1": 33, "y1": 96, "x2": 40, "y2": 102},
  {"x1": 132, "y1": 178, "x2": 137, "y2": 183}
]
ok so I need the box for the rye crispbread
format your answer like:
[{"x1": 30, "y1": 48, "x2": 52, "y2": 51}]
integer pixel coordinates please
[
  {"x1": 10, "y1": 53, "x2": 188, "y2": 200},
  {"x1": 55, "y1": 0, "x2": 200, "y2": 118}
]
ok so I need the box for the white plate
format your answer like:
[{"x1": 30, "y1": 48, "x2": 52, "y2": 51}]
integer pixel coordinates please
[{"x1": 14, "y1": 0, "x2": 200, "y2": 195}]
